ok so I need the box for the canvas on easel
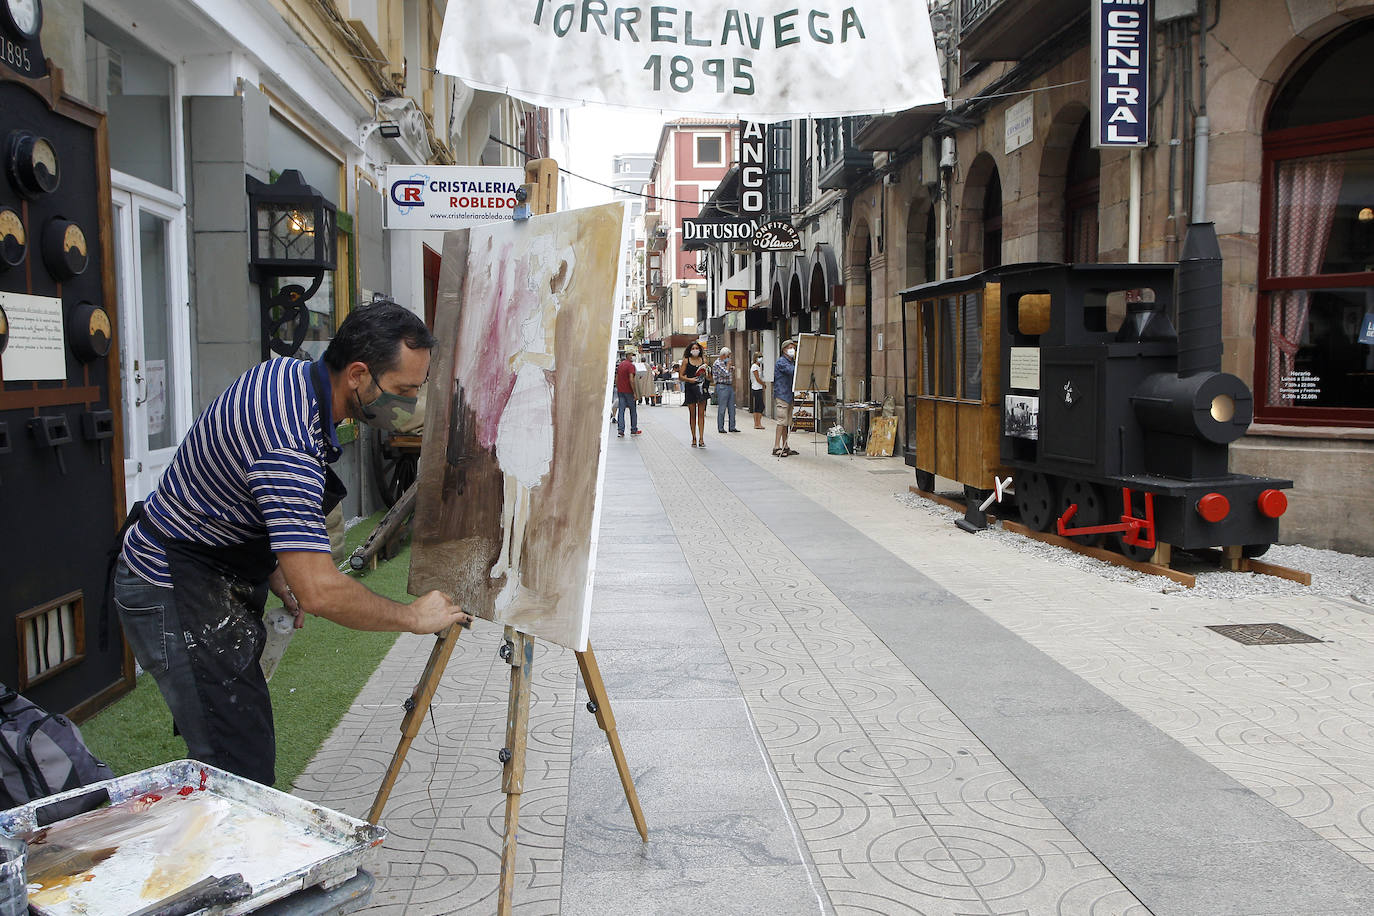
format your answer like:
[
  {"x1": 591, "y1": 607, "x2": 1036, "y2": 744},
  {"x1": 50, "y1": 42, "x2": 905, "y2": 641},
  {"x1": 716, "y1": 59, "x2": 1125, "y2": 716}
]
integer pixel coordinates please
[
  {"x1": 408, "y1": 202, "x2": 625, "y2": 652},
  {"x1": 794, "y1": 333, "x2": 835, "y2": 392}
]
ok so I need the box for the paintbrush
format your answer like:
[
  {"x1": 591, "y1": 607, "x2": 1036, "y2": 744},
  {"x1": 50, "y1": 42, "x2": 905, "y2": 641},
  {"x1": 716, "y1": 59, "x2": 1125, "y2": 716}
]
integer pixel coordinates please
[{"x1": 125, "y1": 873, "x2": 251, "y2": 916}]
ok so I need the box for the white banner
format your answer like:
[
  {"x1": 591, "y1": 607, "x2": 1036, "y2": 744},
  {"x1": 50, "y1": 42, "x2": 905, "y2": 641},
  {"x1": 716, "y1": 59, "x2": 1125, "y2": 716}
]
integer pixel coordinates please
[
  {"x1": 437, "y1": 1, "x2": 944, "y2": 121},
  {"x1": 384, "y1": 165, "x2": 527, "y2": 230}
]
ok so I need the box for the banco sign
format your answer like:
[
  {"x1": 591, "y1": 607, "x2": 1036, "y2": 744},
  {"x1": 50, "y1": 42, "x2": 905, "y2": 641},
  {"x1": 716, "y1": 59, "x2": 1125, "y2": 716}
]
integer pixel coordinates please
[{"x1": 384, "y1": 165, "x2": 526, "y2": 229}]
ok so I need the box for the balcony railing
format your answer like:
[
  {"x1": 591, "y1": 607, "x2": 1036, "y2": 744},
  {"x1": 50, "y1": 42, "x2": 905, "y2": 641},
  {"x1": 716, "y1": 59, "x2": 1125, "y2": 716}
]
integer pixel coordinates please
[
  {"x1": 960, "y1": 0, "x2": 1000, "y2": 33},
  {"x1": 958, "y1": 0, "x2": 1086, "y2": 63},
  {"x1": 816, "y1": 117, "x2": 872, "y2": 191}
]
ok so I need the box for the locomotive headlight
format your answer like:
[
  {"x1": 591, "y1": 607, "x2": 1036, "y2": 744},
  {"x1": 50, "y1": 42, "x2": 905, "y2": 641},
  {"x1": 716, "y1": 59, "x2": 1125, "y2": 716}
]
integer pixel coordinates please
[{"x1": 1210, "y1": 394, "x2": 1235, "y2": 423}]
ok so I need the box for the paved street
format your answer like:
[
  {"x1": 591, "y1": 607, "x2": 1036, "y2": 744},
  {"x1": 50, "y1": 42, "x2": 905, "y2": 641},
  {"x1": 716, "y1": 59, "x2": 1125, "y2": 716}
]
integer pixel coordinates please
[{"x1": 296, "y1": 413, "x2": 1374, "y2": 915}]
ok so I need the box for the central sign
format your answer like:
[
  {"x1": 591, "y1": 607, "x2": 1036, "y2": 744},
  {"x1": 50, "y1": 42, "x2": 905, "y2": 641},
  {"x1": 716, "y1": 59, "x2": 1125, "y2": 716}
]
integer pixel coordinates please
[
  {"x1": 725, "y1": 289, "x2": 749, "y2": 311},
  {"x1": 1091, "y1": 0, "x2": 1151, "y2": 148}
]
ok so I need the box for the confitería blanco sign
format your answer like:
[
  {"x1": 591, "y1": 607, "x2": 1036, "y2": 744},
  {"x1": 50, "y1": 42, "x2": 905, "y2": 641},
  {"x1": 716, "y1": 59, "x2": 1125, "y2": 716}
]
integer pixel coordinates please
[
  {"x1": 384, "y1": 165, "x2": 527, "y2": 230},
  {"x1": 437, "y1": 2, "x2": 944, "y2": 120}
]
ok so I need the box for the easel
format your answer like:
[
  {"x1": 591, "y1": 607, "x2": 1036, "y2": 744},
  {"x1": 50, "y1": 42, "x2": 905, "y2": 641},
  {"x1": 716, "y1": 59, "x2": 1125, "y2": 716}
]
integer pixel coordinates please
[{"x1": 365, "y1": 160, "x2": 647, "y2": 915}]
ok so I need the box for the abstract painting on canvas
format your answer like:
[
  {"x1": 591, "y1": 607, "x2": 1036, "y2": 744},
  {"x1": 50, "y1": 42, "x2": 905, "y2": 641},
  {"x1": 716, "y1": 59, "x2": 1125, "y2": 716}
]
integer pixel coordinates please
[{"x1": 409, "y1": 202, "x2": 625, "y2": 651}]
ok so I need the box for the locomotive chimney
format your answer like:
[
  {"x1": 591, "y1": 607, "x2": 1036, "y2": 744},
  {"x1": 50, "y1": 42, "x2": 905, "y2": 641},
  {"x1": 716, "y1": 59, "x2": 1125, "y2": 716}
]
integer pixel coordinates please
[{"x1": 1175, "y1": 222, "x2": 1223, "y2": 377}]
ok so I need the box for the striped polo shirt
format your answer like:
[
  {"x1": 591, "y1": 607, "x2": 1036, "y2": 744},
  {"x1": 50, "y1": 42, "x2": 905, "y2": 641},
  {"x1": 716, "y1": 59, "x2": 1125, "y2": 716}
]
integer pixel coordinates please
[{"x1": 122, "y1": 357, "x2": 341, "y2": 588}]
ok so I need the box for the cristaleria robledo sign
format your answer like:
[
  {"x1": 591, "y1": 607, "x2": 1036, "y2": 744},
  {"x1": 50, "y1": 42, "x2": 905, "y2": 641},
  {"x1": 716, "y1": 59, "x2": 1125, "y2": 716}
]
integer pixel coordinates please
[
  {"x1": 384, "y1": 165, "x2": 526, "y2": 229},
  {"x1": 437, "y1": 2, "x2": 943, "y2": 120}
]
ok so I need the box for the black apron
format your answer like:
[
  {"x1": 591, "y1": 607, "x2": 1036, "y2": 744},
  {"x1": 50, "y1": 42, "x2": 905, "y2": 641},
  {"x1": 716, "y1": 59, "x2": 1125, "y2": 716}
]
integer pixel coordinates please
[{"x1": 107, "y1": 362, "x2": 346, "y2": 786}]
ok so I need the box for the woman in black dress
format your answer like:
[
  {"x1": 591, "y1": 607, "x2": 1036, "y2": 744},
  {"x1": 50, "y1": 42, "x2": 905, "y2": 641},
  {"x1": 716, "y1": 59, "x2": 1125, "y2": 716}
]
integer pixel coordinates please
[{"x1": 678, "y1": 342, "x2": 709, "y2": 448}]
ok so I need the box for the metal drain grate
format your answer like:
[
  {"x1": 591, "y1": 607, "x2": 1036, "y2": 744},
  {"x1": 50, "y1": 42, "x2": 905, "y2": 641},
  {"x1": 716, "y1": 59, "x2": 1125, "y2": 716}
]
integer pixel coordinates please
[
  {"x1": 1206, "y1": 623, "x2": 1323, "y2": 645},
  {"x1": 868, "y1": 469, "x2": 911, "y2": 475}
]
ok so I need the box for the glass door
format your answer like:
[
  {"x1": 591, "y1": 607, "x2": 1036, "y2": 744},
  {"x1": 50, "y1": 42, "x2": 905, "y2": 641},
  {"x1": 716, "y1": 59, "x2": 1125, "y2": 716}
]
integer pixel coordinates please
[{"x1": 112, "y1": 180, "x2": 189, "y2": 506}]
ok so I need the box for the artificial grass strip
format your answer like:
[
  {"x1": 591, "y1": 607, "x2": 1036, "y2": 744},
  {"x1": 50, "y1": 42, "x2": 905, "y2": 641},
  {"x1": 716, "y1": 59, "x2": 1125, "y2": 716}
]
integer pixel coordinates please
[{"x1": 80, "y1": 509, "x2": 415, "y2": 792}]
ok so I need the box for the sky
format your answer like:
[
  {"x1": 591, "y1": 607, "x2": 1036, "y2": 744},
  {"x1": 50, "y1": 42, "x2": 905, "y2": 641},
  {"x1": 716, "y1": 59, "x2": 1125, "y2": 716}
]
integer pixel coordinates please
[{"x1": 560, "y1": 106, "x2": 673, "y2": 209}]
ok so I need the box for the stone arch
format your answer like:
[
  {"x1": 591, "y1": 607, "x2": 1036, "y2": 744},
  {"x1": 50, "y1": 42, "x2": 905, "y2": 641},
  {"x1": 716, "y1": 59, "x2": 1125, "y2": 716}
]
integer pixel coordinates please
[
  {"x1": 957, "y1": 152, "x2": 1000, "y2": 275},
  {"x1": 1035, "y1": 101, "x2": 1094, "y2": 262},
  {"x1": 903, "y1": 188, "x2": 937, "y2": 288}
]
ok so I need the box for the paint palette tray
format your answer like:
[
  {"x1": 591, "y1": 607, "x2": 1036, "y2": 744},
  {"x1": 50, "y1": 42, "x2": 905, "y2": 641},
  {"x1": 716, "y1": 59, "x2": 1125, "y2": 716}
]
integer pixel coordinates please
[{"x1": 0, "y1": 759, "x2": 386, "y2": 915}]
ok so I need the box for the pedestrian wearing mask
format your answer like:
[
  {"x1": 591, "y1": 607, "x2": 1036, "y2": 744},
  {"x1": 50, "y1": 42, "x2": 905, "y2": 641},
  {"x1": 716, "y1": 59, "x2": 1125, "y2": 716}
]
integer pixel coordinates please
[
  {"x1": 773, "y1": 340, "x2": 798, "y2": 457},
  {"x1": 713, "y1": 347, "x2": 740, "y2": 434},
  {"x1": 749, "y1": 352, "x2": 767, "y2": 429},
  {"x1": 679, "y1": 341, "x2": 710, "y2": 447}
]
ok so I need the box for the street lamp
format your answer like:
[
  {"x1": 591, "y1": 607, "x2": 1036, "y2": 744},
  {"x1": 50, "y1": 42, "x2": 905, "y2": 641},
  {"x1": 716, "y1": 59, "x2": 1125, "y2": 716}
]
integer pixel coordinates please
[{"x1": 246, "y1": 169, "x2": 337, "y2": 359}]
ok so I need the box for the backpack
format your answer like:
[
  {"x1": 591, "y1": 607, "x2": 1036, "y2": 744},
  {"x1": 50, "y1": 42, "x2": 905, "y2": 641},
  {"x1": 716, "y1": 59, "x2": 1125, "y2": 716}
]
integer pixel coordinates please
[{"x1": 0, "y1": 684, "x2": 112, "y2": 808}]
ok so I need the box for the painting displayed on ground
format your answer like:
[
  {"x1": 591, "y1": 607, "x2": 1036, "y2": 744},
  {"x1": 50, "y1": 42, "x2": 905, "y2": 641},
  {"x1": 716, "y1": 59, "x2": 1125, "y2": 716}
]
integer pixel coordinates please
[
  {"x1": 866, "y1": 416, "x2": 898, "y2": 457},
  {"x1": 794, "y1": 333, "x2": 836, "y2": 392},
  {"x1": 409, "y1": 202, "x2": 625, "y2": 651}
]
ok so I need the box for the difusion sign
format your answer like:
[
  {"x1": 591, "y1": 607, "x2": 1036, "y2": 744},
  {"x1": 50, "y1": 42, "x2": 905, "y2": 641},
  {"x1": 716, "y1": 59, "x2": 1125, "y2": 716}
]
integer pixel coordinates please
[
  {"x1": 1091, "y1": 0, "x2": 1151, "y2": 148},
  {"x1": 384, "y1": 165, "x2": 526, "y2": 230},
  {"x1": 437, "y1": 2, "x2": 943, "y2": 120}
]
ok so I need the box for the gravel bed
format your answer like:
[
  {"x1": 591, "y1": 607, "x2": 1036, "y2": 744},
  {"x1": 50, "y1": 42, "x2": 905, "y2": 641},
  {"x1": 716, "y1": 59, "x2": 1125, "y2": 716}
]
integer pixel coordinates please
[{"x1": 896, "y1": 491, "x2": 1374, "y2": 608}]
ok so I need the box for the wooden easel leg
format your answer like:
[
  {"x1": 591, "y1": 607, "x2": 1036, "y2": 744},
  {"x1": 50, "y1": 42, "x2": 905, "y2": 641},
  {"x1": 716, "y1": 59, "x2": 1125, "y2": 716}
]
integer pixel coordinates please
[
  {"x1": 497, "y1": 629, "x2": 534, "y2": 916},
  {"x1": 576, "y1": 644, "x2": 648, "y2": 842},
  {"x1": 367, "y1": 624, "x2": 463, "y2": 825}
]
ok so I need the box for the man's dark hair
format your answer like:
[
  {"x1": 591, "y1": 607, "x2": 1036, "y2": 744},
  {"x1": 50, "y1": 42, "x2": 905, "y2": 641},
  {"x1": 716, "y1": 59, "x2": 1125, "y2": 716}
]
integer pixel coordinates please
[{"x1": 322, "y1": 299, "x2": 435, "y2": 374}]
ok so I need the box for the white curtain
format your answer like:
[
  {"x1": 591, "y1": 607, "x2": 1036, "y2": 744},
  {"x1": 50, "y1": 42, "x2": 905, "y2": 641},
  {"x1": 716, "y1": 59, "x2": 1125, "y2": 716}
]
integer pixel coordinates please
[{"x1": 1268, "y1": 154, "x2": 1344, "y2": 405}]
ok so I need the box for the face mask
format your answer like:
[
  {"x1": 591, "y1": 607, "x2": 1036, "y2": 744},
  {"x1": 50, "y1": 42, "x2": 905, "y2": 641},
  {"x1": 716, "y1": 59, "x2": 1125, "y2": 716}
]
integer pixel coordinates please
[
  {"x1": 785, "y1": 348, "x2": 795, "y2": 358},
  {"x1": 357, "y1": 371, "x2": 420, "y2": 432}
]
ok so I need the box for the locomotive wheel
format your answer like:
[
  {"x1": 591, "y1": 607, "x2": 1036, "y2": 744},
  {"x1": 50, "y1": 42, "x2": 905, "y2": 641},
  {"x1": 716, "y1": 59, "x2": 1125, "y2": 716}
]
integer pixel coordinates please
[
  {"x1": 1017, "y1": 472, "x2": 1057, "y2": 532},
  {"x1": 914, "y1": 469, "x2": 935, "y2": 493},
  {"x1": 1243, "y1": 543, "x2": 1271, "y2": 558},
  {"x1": 1115, "y1": 536, "x2": 1156, "y2": 563},
  {"x1": 1112, "y1": 492, "x2": 1156, "y2": 562},
  {"x1": 1059, "y1": 479, "x2": 1106, "y2": 547}
]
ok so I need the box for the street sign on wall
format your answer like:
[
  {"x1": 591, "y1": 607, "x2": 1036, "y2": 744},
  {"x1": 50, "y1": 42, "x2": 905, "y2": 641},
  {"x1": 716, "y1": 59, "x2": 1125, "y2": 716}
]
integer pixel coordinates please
[
  {"x1": 384, "y1": 165, "x2": 526, "y2": 229},
  {"x1": 1091, "y1": 0, "x2": 1151, "y2": 148}
]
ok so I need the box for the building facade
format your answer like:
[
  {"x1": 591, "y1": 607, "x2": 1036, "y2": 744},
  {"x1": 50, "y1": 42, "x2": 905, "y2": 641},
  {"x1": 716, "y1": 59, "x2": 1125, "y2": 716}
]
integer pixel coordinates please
[
  {"x1": 642, "y1": 119, "x2": 738, "y2": 361},
  {"x1": 667, "y1": 1, "x2": 1374, "y2": 554},
  {"x1": 42, "y1": 0, "x2": 546, "y2": 521}
]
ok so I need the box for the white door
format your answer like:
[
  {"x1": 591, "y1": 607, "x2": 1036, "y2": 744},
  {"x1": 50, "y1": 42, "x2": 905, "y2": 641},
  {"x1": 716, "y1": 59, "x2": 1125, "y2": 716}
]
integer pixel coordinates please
[{"x1": 112, "y1": 177, "x2": 190, "y2": 506}]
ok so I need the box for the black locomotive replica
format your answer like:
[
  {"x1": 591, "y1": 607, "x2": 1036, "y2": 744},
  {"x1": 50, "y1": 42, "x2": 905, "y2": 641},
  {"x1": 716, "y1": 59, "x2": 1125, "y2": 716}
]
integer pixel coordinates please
[{"x1": 902, "y1": 223, "x2": 1292, "y2": 562}]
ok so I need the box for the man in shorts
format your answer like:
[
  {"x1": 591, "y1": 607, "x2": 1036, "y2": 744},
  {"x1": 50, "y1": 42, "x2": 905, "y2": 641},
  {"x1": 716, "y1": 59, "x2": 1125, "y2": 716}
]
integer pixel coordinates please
[{"x1": 773, "y1": 340, "x2": 797, "y2": 457}]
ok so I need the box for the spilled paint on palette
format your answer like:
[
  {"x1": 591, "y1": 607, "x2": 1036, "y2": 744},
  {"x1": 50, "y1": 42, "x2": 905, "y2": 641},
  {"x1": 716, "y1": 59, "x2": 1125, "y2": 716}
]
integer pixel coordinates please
[
  {"x1": 1, "y1": 762, "x2": 384, "y2": 916},
  {"x1": 410, "y1": 202, "x2": 626, "y2": 651},
  {"x1": 21, "y1": 791, "x2": 325, "y2": 913}
]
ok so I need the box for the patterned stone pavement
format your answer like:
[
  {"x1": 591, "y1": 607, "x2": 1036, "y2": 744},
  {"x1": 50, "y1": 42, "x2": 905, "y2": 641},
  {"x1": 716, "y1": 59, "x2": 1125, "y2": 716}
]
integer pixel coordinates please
[{"x1": 295, "y1": 415, "x2": 1374, "y2": 915}]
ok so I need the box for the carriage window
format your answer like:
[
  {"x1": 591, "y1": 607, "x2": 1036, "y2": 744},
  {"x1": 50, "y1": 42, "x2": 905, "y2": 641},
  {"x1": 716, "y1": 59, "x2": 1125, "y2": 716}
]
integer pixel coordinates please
[
  {"x1": 938, "y1": 295, "x2": 958, "y2": 397},
  {"x1": 920, "y1": 300, "x2": 935, "y2": 395},
  {"x1": 962, "y1": 291, "x2": 983, "y2": 399},
  {"x1": 1016, "y1": 293, "x2": 1052, "y2": 336}
]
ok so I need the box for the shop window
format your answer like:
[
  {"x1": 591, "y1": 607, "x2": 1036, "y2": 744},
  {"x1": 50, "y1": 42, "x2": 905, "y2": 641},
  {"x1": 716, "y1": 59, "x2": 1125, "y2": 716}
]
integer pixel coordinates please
[
  {"x1": 85, "y1": 10, "x2": 174, "y2": 190},
  {"x1": 1258, "y1": 20, "x2": 1374, "y2": 425}
]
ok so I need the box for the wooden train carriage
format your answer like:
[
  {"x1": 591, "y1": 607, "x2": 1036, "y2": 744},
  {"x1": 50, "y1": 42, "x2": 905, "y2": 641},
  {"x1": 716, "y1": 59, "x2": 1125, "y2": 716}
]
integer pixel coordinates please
[{"x1": 899, "y1": 272, "x2": 1012, "y2": 495}]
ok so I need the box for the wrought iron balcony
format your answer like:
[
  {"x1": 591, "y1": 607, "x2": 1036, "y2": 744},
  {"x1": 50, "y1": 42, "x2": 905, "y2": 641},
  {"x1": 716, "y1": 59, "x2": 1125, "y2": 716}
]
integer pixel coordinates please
[
  {"x1": 816, "y1": 117, "x2": 873, "y2": 191},
  {"x1": 958, "y1": 0, "x2": 1086, "y2": 63}
]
